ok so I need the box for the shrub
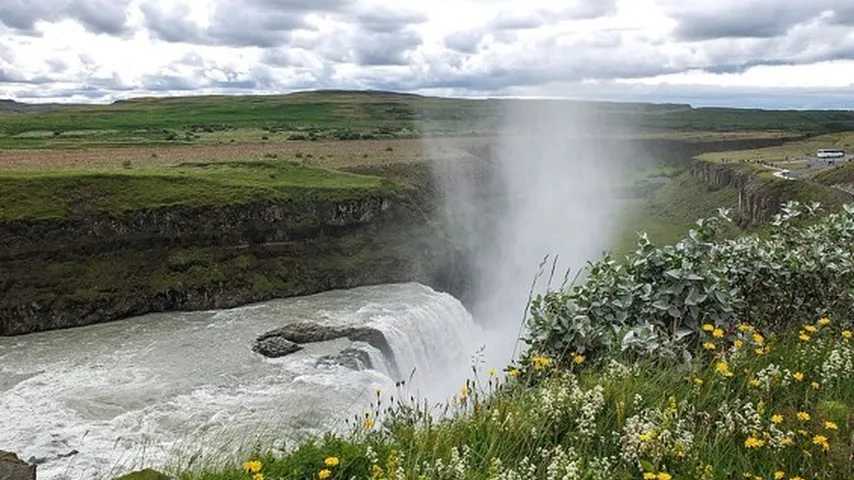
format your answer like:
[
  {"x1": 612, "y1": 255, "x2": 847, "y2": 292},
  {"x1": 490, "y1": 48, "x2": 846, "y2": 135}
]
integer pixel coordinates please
[{"x1": 526, "y1": 202, "x2": 854, "y2": 363}]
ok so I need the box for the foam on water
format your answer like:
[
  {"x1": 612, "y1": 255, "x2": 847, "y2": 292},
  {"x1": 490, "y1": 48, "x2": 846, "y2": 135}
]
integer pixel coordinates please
[{"x1": 0, "y1": 283, "x2": 480, "y2": 480}]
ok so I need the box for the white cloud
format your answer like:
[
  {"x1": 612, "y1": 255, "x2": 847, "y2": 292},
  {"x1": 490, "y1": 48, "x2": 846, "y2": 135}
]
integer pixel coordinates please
[{"x1": 0, "y1": 0, "x2": 852, "y2": 107}]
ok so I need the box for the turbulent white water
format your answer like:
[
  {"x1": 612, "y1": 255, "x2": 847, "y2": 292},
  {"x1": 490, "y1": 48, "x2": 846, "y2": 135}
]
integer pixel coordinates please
[{"x1": 0, "y1": 283, "x2": 481, "y2": 480}]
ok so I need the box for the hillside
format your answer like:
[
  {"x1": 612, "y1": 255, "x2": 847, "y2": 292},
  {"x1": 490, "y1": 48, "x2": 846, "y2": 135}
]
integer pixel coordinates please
[
  {"x1": 0, "y1": 91, "x2": 851, "y2": 151},
  {"x1": 4, "y1": 91, "x2": 853, "y2": 336}
]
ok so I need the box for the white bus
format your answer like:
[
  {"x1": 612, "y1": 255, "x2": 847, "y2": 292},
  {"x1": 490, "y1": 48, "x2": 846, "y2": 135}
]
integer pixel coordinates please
[{"x1": 817, "y1": 148, "x2": 845, "y2": 159}]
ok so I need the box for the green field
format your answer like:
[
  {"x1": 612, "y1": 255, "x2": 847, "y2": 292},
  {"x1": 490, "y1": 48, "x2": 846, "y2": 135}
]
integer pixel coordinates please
[
  {"x1": 0, "y1": 161, "x2": 394, "y2": 221},
  {"x1": 2, "y1": 91, "x2": 854, "y2": 151}
]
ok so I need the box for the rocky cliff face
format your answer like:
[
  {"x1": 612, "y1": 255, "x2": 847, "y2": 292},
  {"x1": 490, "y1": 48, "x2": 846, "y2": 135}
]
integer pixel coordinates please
[
  {"x1": 689, "y1": 159, "x2": 851, "y2": 226},
  {"x1": 688, "y1": 160, "x2": 775, "y2": 225},
  {"x1": 0, "y1": 186, "x2": 465, "y2": 336},
  {"x1": 0, "y1": 195, "x2": 393, "y2": 259}
]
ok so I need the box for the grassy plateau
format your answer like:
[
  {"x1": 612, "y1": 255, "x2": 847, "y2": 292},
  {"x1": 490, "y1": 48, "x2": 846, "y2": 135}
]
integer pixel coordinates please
[{"x1": 0, "y1": 161, "x2": 395, "y2": 221}]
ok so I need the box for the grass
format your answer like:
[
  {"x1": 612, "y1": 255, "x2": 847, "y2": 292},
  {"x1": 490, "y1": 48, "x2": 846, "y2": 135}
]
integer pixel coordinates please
[
  {"x1": 167, "y1": 320, "x2": 852, "y2": 480},
  {"x1": 814, "y1": 162, "x2": 854, "y2": 186},
  {"x1": 610, "y1": 172, "x2": 745, "y2": 254},
  {"x1": 2, "y1": 91, "x2": 854, "y2": 151},
  {"x1": 0, "y1": 161, "x2": 396, "y2": 220},
  {"x1": 696, "y1": 131, "x2": 854, "y2": 177}
]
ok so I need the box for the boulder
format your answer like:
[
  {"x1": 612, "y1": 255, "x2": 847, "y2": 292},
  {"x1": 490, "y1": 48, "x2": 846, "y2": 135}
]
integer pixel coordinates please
[
  {"x1": 0, "y1": 451, "x2": 36, "y2": 480},
  {"x1": 257, "y1": 322, "x2": 393, "y2": 358},
  {"x1": 252, "y1": 336, "x2": 302, "y2": 358},
  {"x1": 255, "y1": 322, "x2": 399, "y2": 376},
  {"x1": 113, "y1": 468, "x2": 171, "y2": 480},
  {"x1": 317, "y1": 347, "x2": 374, "y2": 370}
]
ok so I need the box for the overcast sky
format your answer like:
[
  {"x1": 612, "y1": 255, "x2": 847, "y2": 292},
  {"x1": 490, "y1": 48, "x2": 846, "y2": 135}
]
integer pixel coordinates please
[{"x1": 1, "y1": 0, "x2": 854, "y2": 108}]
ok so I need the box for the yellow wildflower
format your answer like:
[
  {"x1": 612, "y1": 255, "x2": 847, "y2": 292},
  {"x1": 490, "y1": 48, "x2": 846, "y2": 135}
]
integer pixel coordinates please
[
  {"x1": 508, "y1": 367, "x2": 520, "y2": 378},
  {"x1": 798, "y1": 332, "x2": 811, "y2": 342},
  {"x1": 771, "y1": 414, "x2": 783, "y2": 424},
  {"x1": 713, "y1": 327, "x2": 725, "y2": 338},
  {"x1": 817, "y1": 317, "x2": 830, "y2": 326},
  {"x1": 792, "y1": 371, "x2": 804, "y2": 382},
  {"x1": 253, "y1": 475, "x2": 264, "y2": 480},
  {"x1": 749, "y1": 379, "x2": 761, "y2": 387},
  {"x1": 458, "y1": 384, "x2": 469, "y2": 400},
  {"x1": 824, "y1": 420, "x2": 838, "y2": 430},
  {"x1": 754, "y1": 347, "x2": 766, "y2": 356},
  {"x1": 774, "y1": 472, "x2": 785, "y2": 480},
  {"x1": 693, "y1": 377, "x2": 704, "y2": 385},
  {"x1": 790, "y1": 477, "x2": 804, "y2": 480},
  {"x1": 572, "y1": 353, "x2": 586, "y2": 365},
  {"x1": 638, "y1": 431, "x2": 655, "y2": 442},
  {"x1": 752, "y1": 333, "x2": 764, "y2": 345},
  {"x1": 363, "y1": 416, "x2": 375, "y2": 430},
  {"x1": 797, "y1": 411, "x2": 811, "y2": 422},
  {"x1": 811, "y1": 382, "x2": 820, "y2": 390},
  {"x1": 243, "y1": 460, "x2": 263, "y2": 474},
  {"x1": 842, "y1": 330, "x2": 852, "y2": 339},
  {"x1": 702, "y1": 323, "x2": 714, "y2": 332},
  {"x1": 733, "y1": 339, "x2": 744, "y2": 349},
  {"x1": 744, "y1": 436, "x2": 765, "y2": 448},
  {"x1": 531, "y1": 354, "x2": 552, "y2": 370},
  {"x1": 812, "y1": 434, "x2": 830, "y2": 451},
  {"x1": 703, "y1": 341, "x2": 717, "y2": 351},
  {"x1": 658, "y1": 473, "x2": 672, "y2": 480},
  {"x1": 324, "y1": 457, "x2": 339, "y2": 467},
  {"x1": 643, "y1": 473, "x2": 657, "y2": 480},
  {"x1": 780, "y1": 436, "x2": 795, "y2": 446},
  {"x1": 715, "y1": 361, "x2": 733, "y2": 377},
  {"x1": 738, "y1": 323, "x2": 753, "y2": 332},
  {"x1": 318, "y1": 469, "x2": 332, "y2": 479},
  {"x1": 804, "y1": 325, "x2": 817, "y2": 333}
]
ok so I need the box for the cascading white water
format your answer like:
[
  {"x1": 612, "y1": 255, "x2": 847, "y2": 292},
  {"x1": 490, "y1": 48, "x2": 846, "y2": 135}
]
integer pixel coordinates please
[
  {"x1": 0, "y1": 283, "x2": 479, "y2": 480},
  {"x1": 362, "y1": 287, "x2": 482, "y2": 398}
]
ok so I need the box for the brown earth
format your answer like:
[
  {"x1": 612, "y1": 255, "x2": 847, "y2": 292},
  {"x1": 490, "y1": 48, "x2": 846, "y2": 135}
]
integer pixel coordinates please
[{"x1": 0, "y1": 137, "x2": 489, "y2": 172}]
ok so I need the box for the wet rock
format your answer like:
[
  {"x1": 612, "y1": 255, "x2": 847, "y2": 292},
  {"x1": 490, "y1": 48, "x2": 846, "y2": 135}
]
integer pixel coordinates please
[
  {"x1": 113, "y1": 468, "x2": 171, "y2": 480},
  {"x1": 0, "y1": 450, "x2": 36, "y2": 480},
  {"x1": 252, "y1": 336, "x2": 302, "y2": 358},
  {"x1": 317, "y1": 347, "x2": 374, "y2": 370},
  {"x1": 258, "y1": 322, "x2": 393, "y2": 358},
  {"x1": 256, "y1": 322, "x2": 399, "y2": 376}
]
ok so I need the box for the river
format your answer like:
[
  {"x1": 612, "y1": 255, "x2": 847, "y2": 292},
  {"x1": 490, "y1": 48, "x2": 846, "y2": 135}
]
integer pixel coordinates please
[{"x1": 0, "y1": 283, "x2": 481, "y2": 479}]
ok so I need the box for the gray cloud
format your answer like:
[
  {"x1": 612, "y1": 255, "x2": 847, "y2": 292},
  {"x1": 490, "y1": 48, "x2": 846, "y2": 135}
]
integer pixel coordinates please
[
  {"x1": 666, "y1": 1, "x2": 854, "y2": 41},
  {"x1": 354, "y1": 29, "x2": 421, "y2": 65},
  {"x1": 139, "y1": 3, "x2": 203, "y2": 43},
  {"x1": 0, "y1": 0, "x2": 130, "y2": 35},
  {"x1": 444, "y1": 31, "x2": 483, "y2": 54},
  {"x1": 141, "y1": 74, "x2": 199, "y2": 92},
  {"x1": 4, "y1": 0, "x2": 854, "y2": 108},
  {"x1": 553, "y1": 0, "x2": 618, "y2": 20},
  {"x1": 490, "y1": 12, "x2": 545, "y2": 30},
  {"x1": 356, "y1": 9, "x2": 426, "y2": 33},
  {"x1": 142, "y1": 0, "x2": 353, "y2": 46}
]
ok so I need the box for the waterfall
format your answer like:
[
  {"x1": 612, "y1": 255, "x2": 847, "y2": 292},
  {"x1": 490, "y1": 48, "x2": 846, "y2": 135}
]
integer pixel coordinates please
[
  {"x1": 361, "y1": 285, "x2": 483, "y2": 399},
  {"x1": 0, "y1": 282, "x2": 478, "y2": 479}
]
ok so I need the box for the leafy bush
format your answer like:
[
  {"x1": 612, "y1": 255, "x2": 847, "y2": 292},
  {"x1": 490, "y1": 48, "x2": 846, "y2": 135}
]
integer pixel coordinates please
[{"x1": 526, "y1": 202, "x2": 854, "y2": 362}]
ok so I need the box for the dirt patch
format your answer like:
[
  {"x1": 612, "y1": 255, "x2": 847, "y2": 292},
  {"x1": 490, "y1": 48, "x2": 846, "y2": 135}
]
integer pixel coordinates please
[{"x1": 0, "y1": 137, "x2": 491, "y2": 172}]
